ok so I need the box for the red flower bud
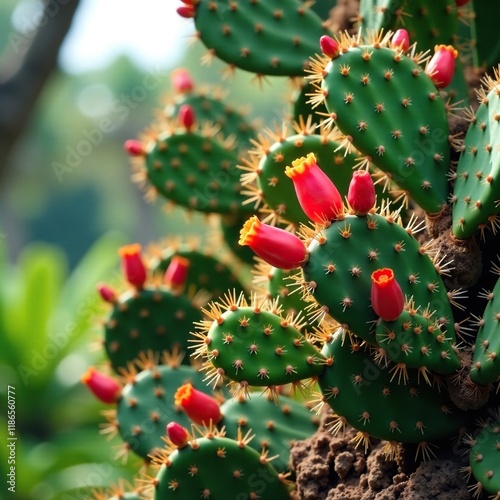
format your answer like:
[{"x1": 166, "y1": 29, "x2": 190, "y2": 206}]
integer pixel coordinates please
[
  {"x1": 425, "y1": 45, "x2": 458, "y2": 89},
  {"x1": 370, "y1": 268, "x2": 404, "y2": 321},
  {"x1": 164, "y1": 256, "x2": 190, "y2": 290},
  {"x1": 167, "y1": 422, "x2": 189, "y2": 448},
  {"x1": 391, "y1": 29, "x2": 409, "y2": 51},
  {"x1": 124, "y1": 139, "x2": 145, "y2": 157},
  {"x1": 285, "y1": 153, "x2": 344, "y2": 223},
  {"x1": 171, "y1": 68, "x2": 194, "y2": 94},
  {"x1": 239, "y1": 216, "x2": 307, "y2": 270},
  {"x1": 174, "y1": 384, "x2": 222, "y2": 426},
  {"x1": 178, "y1": 104, "x2": 196, "y2": 131},
  {"x1": 347, "y1": 170, "x2": 376, "y2": 216},
  {"x1": 81, "y1": 367, "x2": 121, "y2": 404},
  {"x1": 320, "y1": 36, "x2": 339, "y2": 59},
  {"x1": 118, "y1": 244, "x2": 147, "y2": 288},
  {"x1": 97, "y1": 283, "x2": 117, "y2": 304},
  {"x1": 455, "y1": 0, "x2": 470, "y2": 5},
  {"x1": 177, "y1": 5, "x2": 196, "y2": 18}
]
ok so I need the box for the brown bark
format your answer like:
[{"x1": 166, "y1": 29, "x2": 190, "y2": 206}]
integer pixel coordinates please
[{"x1": 0, "y1": 0, "x2": 81, "y2": 180}]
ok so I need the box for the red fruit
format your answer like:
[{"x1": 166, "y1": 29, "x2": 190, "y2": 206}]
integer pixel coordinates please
[
  {"x1": 239, "y1": 216, "x2": 307, "y2": 270},
  {"x1": 81, "y1": 367, "x2": 121, "y2": 404},
  {"x1": 118, "y1": 244, "x2": 147, "y2": 288},
  {"x1": 97, "y1": 283, "x2": 117, "y2": 304},
  {"x1": 320, "y1": 36, "x2": 339, "y2": 59},
  {"x1": 285, "y1": 153, "x2": 344, "y2": 223},
  {"x1": 370, "y1": 268, "x2": 404, "y2": 321},
  {"x1": 174, "y1": 384, "x2": 222, "y2": 426},
  {"x1": 347, "y1": 170, "x2": 376, "y2": 216},
  {"x1": 391, "y1": 29, "x2": 409, "y2": 51},
  {"x1": 164, "y1": 256, "x2": 190, "y2": 289},
  {"x1": 171, "y1": 68, "x2": 194, "y2": 94},
  {"x1": 177, "y1": 5, "x2": 196, "y2": 18},
  {"x1": 167, "y1": 422, "x2": 189, "y2": 448},
  {"x1": 124, "y1": 139, "x2": 144, "y2": 157},
  {"x1": 425, "y1": 45, "x2": 458, "y2": 89},
  {"x1": 178, "y1": 104, "x2": 196, "y2": 131}
]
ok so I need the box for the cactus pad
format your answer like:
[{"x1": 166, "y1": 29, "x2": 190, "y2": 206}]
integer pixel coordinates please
[
  {"x1": 312, "y1": 32, "x2": 450, "y2": 213},
  {"x1": 318, "y1": 328, "x2": 468, "y2": 445},
  {"x1": 191, "y1": 0, "x2": 328, "y2": 76},
  {"x1": 149, "y1": 428, "x2": 291, "y2": 499},
  {"x1": 451, "y1": 69, "x2": 500, "y2": 240},
  {"x1": 103, "y1": 286, "x2": 202, "y2": 373},
  {"x1": 192, "y1": 293, "x2": 326, "y2": 395}
]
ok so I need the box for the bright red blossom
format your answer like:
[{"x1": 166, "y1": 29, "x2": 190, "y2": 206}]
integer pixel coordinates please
[
  {"x1": 171, "y1": 68, "x2": 194, "y2": 94},
  {"x1": 239, "y1": 216, "x2": 307, "y2": 269},
  {"x1": 174, "y1": 383, "x2": 222, "y2": 425},
  {"x1": 347, "y1": 170, "x2": 376, "y2": 216},
  {"x1": 285, "y1": 153, "x2": 344, "y2": 223},
  {"x1": 425, "y1": 45, "x2": 458, "y2": 89},
  {"x1": 119, "y1": 244, "x2": 147, "y2": 288},
  {"x1": 81, "y1": 367, "x2": 121, "y2": 404},
  {"x1": 370, "y1": 268, "x2": 404, "y2": 321}
]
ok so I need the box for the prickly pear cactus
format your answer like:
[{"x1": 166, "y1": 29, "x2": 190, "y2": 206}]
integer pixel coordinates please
[
  {"x1": 147, "y1": 427, "x2": 291, "y2": 499},
  {"x1": 192, "y1": 292, "x2": 326, "y2": 395},
  {"x1": 318, "y1": 328, "x2": 469, "y2": 447},
  {"x1": 221, "y1": 392, "x2": 319, "y2": 473},
  {"x1": 188, "y1": 0, "x2": 328, "y2": 76},
  {"x1": 312, "y1": 31, "x2": 451, "y2": 213},
  {"x1": 451, "y1": 68, "x2": 500, "y2": 240}
]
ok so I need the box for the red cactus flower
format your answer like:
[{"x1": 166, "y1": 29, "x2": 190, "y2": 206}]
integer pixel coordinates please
[
  {"x1": 97, "y1": 283, "x2": 117, "y2": 304},
  {"x1": 239, "y1": 216, "x2": 307, "y2": 269},
  {"x1": 177, "y1": 5, "x2": 196, "y2": 18},
  {"x1": 320, "y1": 35, "x2": 339, "y2": 59},
  {"x1": 370, "y1": 268, "x2": 404, "y2": 321},
  {"x1": 425, "y1": 45, "x2": 458, "y2": 89},
  {"x1": 178, "y1": 104, "x2": 196, "y2": 131},
  {"x1": 167, "y1": 422, "x2": 189, "y2": 448},
  {"x1": 118, "y1": 244, "x2": 147, "y2": 288},
  {"x1": 124, "y1": 139, "x2": 145, "y2": 157},
  {"x1": 455, "y1": 0, "x2": 470, "y2": 5},
  {"x1": 171, "y1": 68, "x2": 194, "y2": 94},
  {"x1": 81, "y1": 367, "x2": 121, "y2": 404},
  {"x1": 391, "y1": 29, "x2": 409, "y2": 51},
  {"x1": 164, "y1": 256, "x2": 190, "y2": 290},
  {"x1": 347, "y1": 170, "x2": 376, "y2": 216},
  {"x1": 174, "y1": 383, "x2": 222, "y2": 426},
  {"x1": 285, "y1": 153, "x2": 344, "y2": 223}
]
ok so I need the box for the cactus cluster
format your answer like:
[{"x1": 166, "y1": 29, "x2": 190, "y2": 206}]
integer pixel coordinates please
[{"x1": 78, "y1": 1, "x2": 500, "y2": 498}]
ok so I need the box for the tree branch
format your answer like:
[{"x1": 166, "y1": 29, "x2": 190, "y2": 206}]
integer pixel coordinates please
[{"x1": 0, "y1": 0, "x2": 81, "y2": 179}]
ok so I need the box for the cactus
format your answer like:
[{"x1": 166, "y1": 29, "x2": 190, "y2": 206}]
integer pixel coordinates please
[
  {"x1": 310, "y1": 31, "x2": 452, "y2": 214},
  {"x1": 451, "y1": 68, "x2": 500, "y2": 240},
  {"x1": 186, "y1": 0, "x2": 328, "y2": 76},
  {"x1": 144, "y1": 425, "x2": 291, "y2": 499},
  {"x1": 99, "y1": 245, "x2": 204, "y2": 373},
  {"x1": 103, "y1": 356, "x2": 229, "y2": 460}
]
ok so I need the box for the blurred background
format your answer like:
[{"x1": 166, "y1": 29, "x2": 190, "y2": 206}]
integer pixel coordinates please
[{"x1": 0, "y1": 0, "x2": 289, "y2": 497}]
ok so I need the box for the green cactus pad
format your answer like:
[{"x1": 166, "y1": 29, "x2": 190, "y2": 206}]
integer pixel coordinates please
[
  {"x1": 471, "y1": 276, "x2": 500, "y2": 386},
  {"x1": 318, "y1": 328, "x2": 468, "y2": 444},
  {"x1": 151, "y1": 246, "x2": 246, "y2": 299},
  {"x1": 141, "y1": 128, "x2": 251, "y2": 214},
  {"x1": 359, "y1": 0, "x2": 458, "y2": 53},
  {"x1": 221, "y1": 393, "x2": 319, "y2": 472},
  {"x1": 113, "y1": 363, "x2": 227, "y2": 460},
  {"x1": 451, "y1": 70, "x2": 500, "y2": 240},
  {"x1": 104, "y1": 286, "x2": 202, "y2": 373},
  {"x1": 316, "y1": 33, "x2": 450, "y2": 213},
  {"x1": 151, "y1": 431, "x2": 291, "y2": 499},
  {"x1": 165, "y1": 92, "x2": 257, "y2": 152},
  {"x1": 375, "y1": 309, "x2": 460, "y2": 374},
  {"x1": 192, "y1": 0, "x2": 328, "y2": 76},
  {"x1": 193, "y1": 294, "x2": 326, "y2": 392},
  {"x1": 468, "y1": 413, "x2": 500, "y2": 497},
  {"x1": 302, "y1": 213, "x2": 456, "y2": 344}
]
